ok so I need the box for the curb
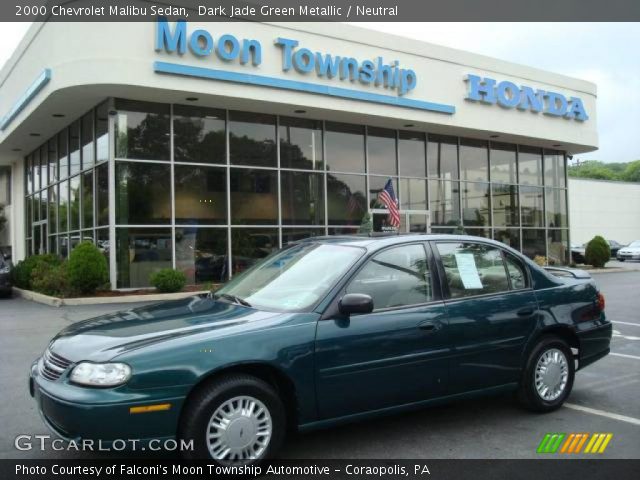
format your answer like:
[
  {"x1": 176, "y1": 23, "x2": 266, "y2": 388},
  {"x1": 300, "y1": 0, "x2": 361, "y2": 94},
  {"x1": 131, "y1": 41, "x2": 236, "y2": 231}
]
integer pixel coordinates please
[{"x1": 11, "y1": 287, "x2": 209, "y2": 307}]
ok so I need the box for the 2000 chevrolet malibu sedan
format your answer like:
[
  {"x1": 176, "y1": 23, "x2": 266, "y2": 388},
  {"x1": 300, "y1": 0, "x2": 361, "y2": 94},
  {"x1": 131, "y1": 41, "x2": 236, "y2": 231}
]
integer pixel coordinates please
[{"x1": 30, "y1": 235, "x2": 612, "y2": 463}]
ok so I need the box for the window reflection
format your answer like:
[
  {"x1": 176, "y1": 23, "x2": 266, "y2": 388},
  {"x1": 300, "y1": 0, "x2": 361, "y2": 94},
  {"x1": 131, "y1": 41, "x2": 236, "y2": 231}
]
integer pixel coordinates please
[
  {"x1": 520, "y1": 186, "x2": 544, "y2": 227},
  {"x1": 430, "y1": 180, "x2": 460, "y2": 226},
  {"x1": 327, "y1": 173, "x2": 366, "y2": 226},
  {"x1": 494, "y1": 228, "x2": 520, "y2": 250},
  {"x1": 58, "y1": 129, "x2": 68, "y2": 180},
  {"x1": 69, "y1": 176, "x2": 80, "y2": 231},
  {"x1": 547, "y1": 229, "x2": 569, "y2": 265},
  {"x1": 95, "y1": 102, "x2": 109, "y2": 164},
  {"x1": 281, "y1": 171, "x2": 324, "y2": 225},
  {"x1": 115, "y1": 162, "x2": 171, "y2": 225},
  {"x1": 282, "y1": 228, "x2": 324, "y2": 245},
  {"x1": 369, "y1": 176, "x2": 398, "y2": 209},
  {"x1": 116, "y1": 228, "x2": 172, "y2": 288},
  {"x1": 59, "y1": 180, "x2": 68, "y2": 232},
  {"x1": 399, "y1": 178, "x2": 427, "y2": 210},
  {"x1": 460, "y1": 139, "x2": 488, "y2": 182},
  {"x1": 175, "y1": 165, "x2": 227, "y2": 225},
  {"x1": 522, "y1": 229, "x2": 546, "y2": 260},
  {"x1": 325, "y1": 122, "x2": 365, "y2": 173},
  {"x1": 492, "y1": 183, "x2": 519, "y2": 226},
  {"x1": 367, "y1": 127, "x2": 397, "y2": 176},
  {"x1": 115, "y1": 100, "x2": 170, "y2": 161},
  {"x1": 490, "y1": 142, "x2": 517, "y2": 184},
  {"x1": 48, "y1": 186, "x2": 57, "y2": 234},
  {"x1": 229, "y1": 111, "x2": 276, "y2": 167},
  {"x1": 519, "y1": 146, "x2": 543, "y2": 186},
  {"x1": 428, "y1": 134, "x2": 458, "y2": 180},
  {"x1": 174, "y1": 105, "x2": 226, "y2": 164},
  {"x1": 279, "y1": 117, "x2": 323, "y2": 170},
  {"x1": 231, "y1": 228, "x2": 278, "y2": 274},
  {"x1": 230, "y1": 168, "x2": 277, "y2": 224},
  {"x1": 461, "y1": 182, "x2": 490, "y2": 226},
  {"x1": 81, "y1": 111, "x2": 94, "y2": 169},
  {"x1": 544, "y1": 151, "x2": 565, "y2": 188},
  {"x1": 545, "y1": 188, "x2": 567, "y2": 228},
  {"x1": 399, "y1": 131, "x2": 426, "y2": 178},
  {"x1": 176, "y1": 228, "x2": 228, "y2": 284},
  {"x1": 96, "y1": 163, "x2": 109, "y2": 226},
  {"x1": 83, "y1": 171, "x2": 94, "y2": 229},
  {"x1": 69, "y1": 120, "x2": 81, "y2": 175},
  {"x1": 48, "y1": 138, "x2": 58, "y2": 183}
]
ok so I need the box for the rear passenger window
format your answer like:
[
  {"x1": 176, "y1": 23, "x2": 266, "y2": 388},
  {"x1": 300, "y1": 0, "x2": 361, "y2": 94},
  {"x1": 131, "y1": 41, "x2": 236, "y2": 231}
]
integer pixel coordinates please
[
  {"x1": 436, "y1": 242, "x2": 510, "y2": 298},
  {"x1": 504, "y1": 253, "x2": 527, "y2": 289},
  {"x1": 347, "y1": 244, "x2": 431, "y2": 309}
]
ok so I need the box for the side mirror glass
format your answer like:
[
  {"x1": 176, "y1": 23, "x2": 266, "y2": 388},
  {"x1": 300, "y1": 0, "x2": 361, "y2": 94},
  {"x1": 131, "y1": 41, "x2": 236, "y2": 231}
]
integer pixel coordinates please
[{"x1": 338, "y1": 293, "x2": 374, "y2": 316}]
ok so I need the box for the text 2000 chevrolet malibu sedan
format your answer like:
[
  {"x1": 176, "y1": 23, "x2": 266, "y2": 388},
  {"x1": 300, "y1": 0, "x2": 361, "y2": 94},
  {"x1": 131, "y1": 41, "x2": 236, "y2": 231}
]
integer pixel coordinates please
[{"x1": 30, "y1": 235, "x2": 612, "y2": 464}]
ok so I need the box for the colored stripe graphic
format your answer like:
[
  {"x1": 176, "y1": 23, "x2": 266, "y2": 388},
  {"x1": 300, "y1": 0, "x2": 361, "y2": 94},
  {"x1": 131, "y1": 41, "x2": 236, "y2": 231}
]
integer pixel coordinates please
[{"x1": 540, "y1": 433, "x2": 613, "y2": 454}]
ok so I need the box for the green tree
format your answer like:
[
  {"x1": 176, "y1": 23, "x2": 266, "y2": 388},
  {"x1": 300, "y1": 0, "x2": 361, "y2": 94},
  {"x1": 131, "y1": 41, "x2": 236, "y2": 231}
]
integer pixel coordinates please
[
  {"x1": 585, "y1": 235, "x2": 610, "y2": 268},
  {"x1": 621, "y1": 160, "x2": 640, "y2": 182}
]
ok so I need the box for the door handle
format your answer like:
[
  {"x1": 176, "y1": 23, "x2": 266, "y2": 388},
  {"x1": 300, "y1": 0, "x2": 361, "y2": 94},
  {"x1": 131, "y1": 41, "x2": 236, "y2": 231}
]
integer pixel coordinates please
[
  {"x1": 418, "y1": 321, "x2": 438, "y2": 332},
  {"x1": 517, "y1": 308, "x2": 535, "y2": 317}
]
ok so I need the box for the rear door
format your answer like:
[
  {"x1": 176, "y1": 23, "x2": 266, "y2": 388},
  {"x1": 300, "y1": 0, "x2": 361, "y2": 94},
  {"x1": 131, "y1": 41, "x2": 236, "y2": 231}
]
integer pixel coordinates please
[
  {"x1": 314, "y1": 242, "x2": 449, "y2": 419},
  {"x1": 433, "y1": 241, "x2": 538, "y2": 393}
]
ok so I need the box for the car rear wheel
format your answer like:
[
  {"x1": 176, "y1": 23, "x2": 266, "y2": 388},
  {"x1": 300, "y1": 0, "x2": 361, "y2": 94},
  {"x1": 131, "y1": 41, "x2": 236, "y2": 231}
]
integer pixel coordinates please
[
  {"x1": 179, "y1": 374, "x2": 286, "y2": 464},
  {"x1": 518, "y1": 337, "x2": 575, "y2": 412}
]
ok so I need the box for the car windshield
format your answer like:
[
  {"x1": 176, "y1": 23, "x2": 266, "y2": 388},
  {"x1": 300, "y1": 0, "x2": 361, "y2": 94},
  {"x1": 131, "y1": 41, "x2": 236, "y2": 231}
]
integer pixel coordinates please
[
  {"x1": 629, "y1": 241, "x2": 640, "y2": 248},
  {"x1": 214, "y1": 242, "x2": 365, "y2": 312}
]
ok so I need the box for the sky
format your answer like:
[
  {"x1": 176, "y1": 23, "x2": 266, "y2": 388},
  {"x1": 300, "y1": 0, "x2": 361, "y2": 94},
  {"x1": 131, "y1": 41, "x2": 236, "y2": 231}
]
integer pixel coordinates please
[{"x1": 1, "y1": 22, "x2": 638, "y2": 163}]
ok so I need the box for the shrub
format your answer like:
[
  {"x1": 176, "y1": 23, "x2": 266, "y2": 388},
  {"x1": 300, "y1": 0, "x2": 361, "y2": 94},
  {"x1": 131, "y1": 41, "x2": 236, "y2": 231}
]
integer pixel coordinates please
[
  {"x1": 150, "y1": 268, "x2": 186, "y2": 293},
  {"x1": 11, "y1": 254, "x2": 62, "y2": 289},
  {"x1": 67, "y1": 241, "x2": 109, "y2": 295},
  {"x1": 585, "y1": 235, "x2": 610, "y2": 268},
  {"x1": 31, "y1": 262, "x2": 71, "y2": 297}
]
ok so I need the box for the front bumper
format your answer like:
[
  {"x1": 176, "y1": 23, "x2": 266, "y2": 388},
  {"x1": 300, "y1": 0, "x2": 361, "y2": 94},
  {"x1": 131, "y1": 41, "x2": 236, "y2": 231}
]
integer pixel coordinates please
[
  {"x1": 617, "y1": 253, "x2": 640, "y2": 260},
  {"x1": 29, "y1": 361, "x2": 184, "y2": 442}
]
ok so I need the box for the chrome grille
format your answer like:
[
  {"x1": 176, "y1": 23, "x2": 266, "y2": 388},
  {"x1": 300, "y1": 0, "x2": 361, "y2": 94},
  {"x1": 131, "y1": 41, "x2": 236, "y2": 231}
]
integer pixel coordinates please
[{"x1": 40, "y1": 349, "x2": 72, "y2": 381}]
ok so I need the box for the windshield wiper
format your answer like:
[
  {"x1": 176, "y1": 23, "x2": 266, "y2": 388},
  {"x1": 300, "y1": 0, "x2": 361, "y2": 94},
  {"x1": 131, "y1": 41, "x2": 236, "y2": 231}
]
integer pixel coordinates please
[{"x1": 215, "y1": 293, "x2": 252, "y2": 307}]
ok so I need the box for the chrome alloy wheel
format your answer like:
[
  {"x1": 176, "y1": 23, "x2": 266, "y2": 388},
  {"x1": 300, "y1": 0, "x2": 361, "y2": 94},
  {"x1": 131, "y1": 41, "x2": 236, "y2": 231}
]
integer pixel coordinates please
[
  {"x1": 206, "y1": 395, "x2": 272, "y2": 463},
  {"x1": 534, "y1": 348, "x2": 569, "y2": 401}
]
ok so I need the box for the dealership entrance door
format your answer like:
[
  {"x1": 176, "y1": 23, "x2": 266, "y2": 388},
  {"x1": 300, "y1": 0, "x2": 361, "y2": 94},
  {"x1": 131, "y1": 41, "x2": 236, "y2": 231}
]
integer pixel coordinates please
[{"x1": 371, "y1": 209, "x2": 430, "y2": 234}]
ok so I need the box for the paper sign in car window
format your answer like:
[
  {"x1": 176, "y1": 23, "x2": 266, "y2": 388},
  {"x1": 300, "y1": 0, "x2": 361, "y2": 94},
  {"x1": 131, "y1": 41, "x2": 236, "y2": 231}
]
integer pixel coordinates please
[{"x1": 454, "y1": 253, "x2": 483, "y2": 289}]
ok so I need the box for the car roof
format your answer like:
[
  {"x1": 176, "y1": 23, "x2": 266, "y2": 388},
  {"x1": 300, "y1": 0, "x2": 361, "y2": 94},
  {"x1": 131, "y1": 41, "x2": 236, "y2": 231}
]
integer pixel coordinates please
[{"x1": 290, "y1": 233, "x2": 518, "y2": 253}]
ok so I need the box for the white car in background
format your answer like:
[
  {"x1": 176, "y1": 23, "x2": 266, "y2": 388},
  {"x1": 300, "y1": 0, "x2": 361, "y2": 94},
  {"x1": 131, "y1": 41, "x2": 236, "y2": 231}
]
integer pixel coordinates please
[{"x1": 617, "y1": 240, "x2": 640, "y2": 261}]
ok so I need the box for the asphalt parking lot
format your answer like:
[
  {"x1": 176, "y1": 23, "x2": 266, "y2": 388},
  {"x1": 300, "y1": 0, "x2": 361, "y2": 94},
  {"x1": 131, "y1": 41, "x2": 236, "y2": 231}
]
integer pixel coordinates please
[{"x1": 0, "y1": 269, "x2": 638, "y2": 460}]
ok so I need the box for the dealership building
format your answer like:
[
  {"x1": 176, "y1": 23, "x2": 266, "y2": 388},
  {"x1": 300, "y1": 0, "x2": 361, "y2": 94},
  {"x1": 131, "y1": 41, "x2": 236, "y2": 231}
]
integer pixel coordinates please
[{"x1": 0, "y1": 21, "x2": 598, "y2": 289}]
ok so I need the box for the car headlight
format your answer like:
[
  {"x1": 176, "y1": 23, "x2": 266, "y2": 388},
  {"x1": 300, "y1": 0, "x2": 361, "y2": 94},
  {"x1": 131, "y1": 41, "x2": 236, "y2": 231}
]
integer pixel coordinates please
[{"x1": 69, "y1": 362, "x2": 132, "y2": 387}]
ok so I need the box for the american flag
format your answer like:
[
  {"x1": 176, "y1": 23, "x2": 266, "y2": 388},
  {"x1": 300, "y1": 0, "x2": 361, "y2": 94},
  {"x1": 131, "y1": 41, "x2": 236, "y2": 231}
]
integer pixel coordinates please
[{"x1": 378, "y1": 179, "x2": 400, "y2": 228}]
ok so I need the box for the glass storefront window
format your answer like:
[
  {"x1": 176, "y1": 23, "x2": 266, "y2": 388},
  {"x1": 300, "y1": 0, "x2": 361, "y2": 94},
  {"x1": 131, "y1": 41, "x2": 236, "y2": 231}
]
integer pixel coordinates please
[
  {"x1": 494, "y1": 228, "x2": 521, "y2": 251},
  {"x1": 96, "y1": 163, "x2": 109, "y2": 226},
  {"x1": 39, "y1": 145, "x2": 48, "y2": 188},
  {"x1": 81, "y1": 111, "x2": 94, "y2": 169},
  {"x1": 369, "y1": 176, "x2": 398, "y2": 209},
  {"x1": 176, "y1": 228, "x2": 228, "y2": 285},
  {"x1": 230, "y1": 168, "x2": 278, "y2": 225},
  {"x1": 58, "y1": 129, "x2": 69, "y2": 180},
  {"x1": 39, "y1": 189, "x2": 47, "y2": 223},
  {"x1": 83, "y1": 171, "x2": 94, "y2": 229},
  {"x1": 547, "y1": 229, "x2": 569, "y2": 265},
  {"x1": 231, "y1": 228, "x2": 278, "y2": 275},
  {"x1": 96, "y1": 228, "x2": 110, "y2": 268},
  {"x1": 26, "y1": 155, "x2": 33, "y2": 195},
  {"x1": 282, "y1": 228, "x2": 324, "y2": 245},
  {"x1": 327, "y1": 173, "x2": 366, "y2": 226},
  {"x1": 48, "y1": 186, "x2": 57, "y2": 234},
  {"x1": 492, "y1": 183, "x2": 519, "y2": 226},
  {"x1": 115, "y1": 162, "x2": 171, "y2": 225},
  {"x1": 430, "y1": 180, "x2": 460, "y2": 227},
  {"x1": 58, "y1": 180, "x2": 68, "y2": 232},
  {"x1": 95, "y1": 102, "x2": 109, "y2": 164},
  {"x1": 522, "y1": 229, "x2": 546, "y2": 260},
  {"x1": 175, "y1": 164, "x2": 227, "y2": 225},
  {"x1": 279, "y1": 117, "x2": 323, "y2": 170},
  {"x1": 48, "y1": 138, "x2": 58, "y2": 183},
  {"x1": 399, "y1": 178, "x2": 427, "y2": 210},
  {"x1": 460, "y1": 139, "x2": 488, "y2": 182},
  {"x1": 427, "y1": 134, "x2": 458, "y2": 180},
  {"x1": 69, "y1": 120, "x2": 81, "y2": 176},
  {"x1": 174, "y1": 104, "x2": 226, "y2": 164},
  {"x1": 115, "y1": 99, "x2": 170, "y2": 161},
  {"x1": 520, "y1": 185, "x2": 544, "y2": 227},
  {"x1": 281, "y1": 171, "x2": 325, "y2": 225},
  {"x1": 461, "y1": 182, "x2": 490, "y2": 226},
  {"x1": 229, "y1": 111, "x2": 276, "y2": 167},
  {"x1": 69, "y1": 175, "x2": 81, "y2": 231},
  {"x1": 491, "y1": 142, "x2": 517, "y2": 184},
  {"x1": 546, "y1": 188, "x2": 568, "y2": 228},
  {"x1": 463, "y1": 228, "x2": 491, "y2": 239},
  {"x1": 544, "y1": 150, "x2": 566, "y2": 188},
  {"x1": 519, "y1": 146, "x2": 543, "y2": 186},
  {"x1": 367, "y1": 127, "x2": 397, "y2": 176},
  {"x1": 399, "y1": 131, "x2": 426, "y2": 178},
  {"x1": 59, "y1": 234, "x2": 69, "y2": 258},
  {"x1": 33, "y1": 150, "x2": 40, "y2": 192},
  {"x1": 325, "y1": 122, "x2": 365, "y2": 173},
  {"x1": 116, "y1": 228, "x2": 172, "y2": 288}
]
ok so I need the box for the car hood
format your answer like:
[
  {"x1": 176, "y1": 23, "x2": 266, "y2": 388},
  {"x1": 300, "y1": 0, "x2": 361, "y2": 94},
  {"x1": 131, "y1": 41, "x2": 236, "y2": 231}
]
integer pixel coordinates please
[
  {"x1": 619, "y1": 247, "x2": 640, "y2": 254},
  {"x1": 47, "y1": 295, "x2": 283, "y2": 362}
]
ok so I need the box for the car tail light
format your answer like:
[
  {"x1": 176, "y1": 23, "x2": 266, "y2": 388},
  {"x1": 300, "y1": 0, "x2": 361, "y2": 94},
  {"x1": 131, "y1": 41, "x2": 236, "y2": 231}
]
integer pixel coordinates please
[{"x1": 596, "y1": 292, "x2": 605, "y2": 312}]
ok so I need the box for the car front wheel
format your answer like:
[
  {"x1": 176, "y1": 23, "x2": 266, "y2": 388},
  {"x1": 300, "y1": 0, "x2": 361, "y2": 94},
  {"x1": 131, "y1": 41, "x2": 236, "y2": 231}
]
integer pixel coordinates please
[
  {"x1": 179, "y1": 374, "x2": 286, "y2": 464},
  {"x1": 518, "y1": 337, "x2": 575, "y2": 412}
]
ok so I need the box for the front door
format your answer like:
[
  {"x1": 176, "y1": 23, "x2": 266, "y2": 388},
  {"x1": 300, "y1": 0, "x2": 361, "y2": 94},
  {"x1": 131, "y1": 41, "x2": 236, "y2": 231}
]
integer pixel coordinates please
[
  {"x1": 315, "y1": 242, "x2": 449, "y2": 419},
  {"x1": 371, "y1": 209, "x2": 430, "y2": 234}
]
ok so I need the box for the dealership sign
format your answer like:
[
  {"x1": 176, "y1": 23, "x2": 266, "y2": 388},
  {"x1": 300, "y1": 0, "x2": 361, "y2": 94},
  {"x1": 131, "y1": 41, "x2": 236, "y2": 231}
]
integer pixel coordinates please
[{"x1": 465, "y1": 74, "x2": 589, "y2": 121}]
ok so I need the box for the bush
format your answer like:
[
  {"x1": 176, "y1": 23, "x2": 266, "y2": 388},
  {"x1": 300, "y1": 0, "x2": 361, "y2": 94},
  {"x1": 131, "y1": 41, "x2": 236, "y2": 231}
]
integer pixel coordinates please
[
  {"x1": 67, "y1": 241, "x2": 109, "y2": 294},
  {"x1": 150, "y1": 268, "x2": 186, "y2": 293},
  {"x1": 585, "y1": 235, "x2": 610, "y2": 268},
  {"x1": 31, "y1": 262, "x2": 71, "y2": 297},
  {"x1": 11, "y1": 254, "x2": 62, "y2": 289}
]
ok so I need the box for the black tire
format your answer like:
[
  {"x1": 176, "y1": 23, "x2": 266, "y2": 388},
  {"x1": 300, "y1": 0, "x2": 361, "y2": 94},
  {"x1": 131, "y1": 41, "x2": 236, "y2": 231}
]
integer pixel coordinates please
[
  {"x1": 179, "y1": 374, "x2": 286, "y2": 464},
  {"x1": 518, "y1": 336, "x2": 575, "y2": 412},
  {"x1": 619, "y1": 258, "x2": 625, "y2": 262}
]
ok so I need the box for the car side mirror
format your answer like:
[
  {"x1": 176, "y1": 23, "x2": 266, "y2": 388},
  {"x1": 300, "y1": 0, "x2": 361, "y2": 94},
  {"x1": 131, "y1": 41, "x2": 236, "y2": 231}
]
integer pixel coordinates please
[{"x1": 338, "y1": 293, "x2": 374, "y2": 316}]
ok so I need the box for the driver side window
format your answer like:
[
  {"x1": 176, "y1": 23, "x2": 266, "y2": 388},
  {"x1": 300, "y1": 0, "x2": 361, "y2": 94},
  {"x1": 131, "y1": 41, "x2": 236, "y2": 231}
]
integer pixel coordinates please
[{"x1": 346, "y1": 244, "x2": 431, "y2": 310}]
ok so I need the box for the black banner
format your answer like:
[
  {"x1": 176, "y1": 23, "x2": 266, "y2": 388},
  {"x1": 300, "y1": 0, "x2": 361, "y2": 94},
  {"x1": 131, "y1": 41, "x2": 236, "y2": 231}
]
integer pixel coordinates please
[
  {"x1": 4, "y1": 0, "x2": 640, "y2": 22},
  {"x1": 2, "y1": 459, "x2": 639, "y2": 480}
]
